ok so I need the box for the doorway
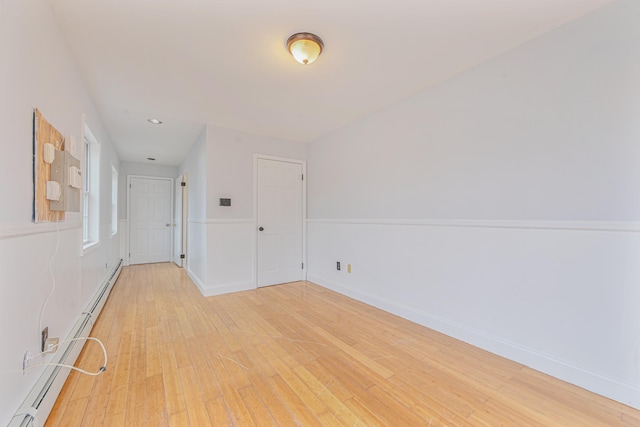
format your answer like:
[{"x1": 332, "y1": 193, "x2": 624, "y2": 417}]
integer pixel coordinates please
[
  {"x1": 255, "y1": 156, "x2": 305, "y2": 287},
  {"x1": 128, "y1": 176, "x2": 173, "y2": 265}
]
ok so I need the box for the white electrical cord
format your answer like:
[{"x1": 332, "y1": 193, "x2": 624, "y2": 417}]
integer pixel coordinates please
[
  {"x1": 26, "y1": 336, "x2": 107, "y2": 376},
  {"x1": 38, "y1": 222, "x2": 61, "y2": 335}
]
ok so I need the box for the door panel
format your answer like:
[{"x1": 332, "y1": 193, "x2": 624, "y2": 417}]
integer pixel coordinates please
[
  {"x1": 130, "y1": 177, "x2": 172, "y2": 265},
  {"x1": 257, "y1": 159, "x2": 303, "y2": 287}
]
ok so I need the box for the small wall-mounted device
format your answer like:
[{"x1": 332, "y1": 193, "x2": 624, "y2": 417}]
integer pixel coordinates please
[
  {"x1": 43, "y1": 143, "x2": 56, "y2": 164},
  {"x1": 68, "y1": 166, "x2": 82, "y2": 189},
  {"x1": 219, "y1": 198, "x2": 231, "y2": 207},
  {"x1": 46, "y1": 181, "x2": 62, "y2": 201},
  {"x1": 49, "y1": 150, "x2": 81, "y2": 212}
]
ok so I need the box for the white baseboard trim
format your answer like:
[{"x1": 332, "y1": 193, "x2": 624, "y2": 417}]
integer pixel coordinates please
[
  {"x1": 185, "y1": 268, "x2": 254, "y2": 297},
  {"x1": 198, "y1": 281, "x2": 255, "y2": 297},
  {"x1": 185, "y1": 267, "x2": 206, "y2": 294},
  {"x1": 307, "y1": 273, "x2": 640, "y2": 410}
]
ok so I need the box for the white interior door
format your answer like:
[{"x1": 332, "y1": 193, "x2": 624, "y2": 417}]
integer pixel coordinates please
[
  {"x1": 173, "y1": 176, "x2": 183, "y2": 267},
  {"x1": 129, "y1": 177, "x2": 172, "y2": 265},
  {"x1": 257, "y1": 158, "x2": 303, "y2": 287}
]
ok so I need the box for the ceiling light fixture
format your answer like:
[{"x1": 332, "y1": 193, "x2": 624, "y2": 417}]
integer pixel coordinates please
[
  {"x1": 287, "y1": 32, "x2": 324, "y2": 65},
  {"x1": 147, "y1": 118, "x2": 162, "y2": 125}
]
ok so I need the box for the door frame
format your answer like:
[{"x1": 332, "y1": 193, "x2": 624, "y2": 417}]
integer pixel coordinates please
[
  {"x1": 126, "y1": 175, "x2": 174, "y2": 266},
  {"x1": 253, "y1": 154, "x2": 307, "y2": 287},
  {"x1": 181, "y1": 172, "x2": 189, "y2": 270},
  {"x1": 174, "y1": 174, "x2": 185, "y2": 267}
]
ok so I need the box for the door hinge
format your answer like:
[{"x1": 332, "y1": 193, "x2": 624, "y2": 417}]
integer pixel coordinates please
[
  {"x1": 302, "y1": 174, "x2": 304, "y2": 181},
  {"x1": 301, "y1": 262, "x2": 304, "y2": 269},
  {"x1": 180, "y1": 254, "x2": 185, "y2": 259},
  {"x1": 181, "y1": 181, "x2": 186, "y2": 187},
  {"x1": 129, "y1": 183, "x2": 131, "y2": 188}
]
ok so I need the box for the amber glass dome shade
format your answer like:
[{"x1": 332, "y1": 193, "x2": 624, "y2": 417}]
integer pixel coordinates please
[{"x1": 287, "y1": 33, "x2": 324, "y2": 65}]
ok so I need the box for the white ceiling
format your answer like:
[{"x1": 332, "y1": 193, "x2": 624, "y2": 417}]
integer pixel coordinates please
[{"x1": 48, "y1": 0, "x2": 612, "y2": 166}]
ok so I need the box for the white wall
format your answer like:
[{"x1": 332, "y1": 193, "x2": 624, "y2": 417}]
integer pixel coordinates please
[
  {"x1": 0, "y1": 0, "x2": 121, "y2": 424},
  {"x1": 204, "y1": 125, "x2": 306, "y2": 294},
  {"x1": 179, "y1": 129, "x2": 207, "y2": 291},
  {"x1": 207, "y1": 125, "x2": 307, "y2": 219},
  {"x1": 179, "y1": 124, "x2": 306, "y2": 296},
  {"x1": 307, "y1": 0, "x2": 640, "y2": 409}
]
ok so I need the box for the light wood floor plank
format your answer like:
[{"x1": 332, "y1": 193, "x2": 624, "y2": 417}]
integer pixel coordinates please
[
  {"x1": 45, "y1": 263, "x2": 640, "y2": 426},
  {"x1": 145, "y1": 373, "x2": 169, "y2": 426},
  {"x1": 178, "y1": 366, "x2": 214, "y2": 426},
  {"x1": 101, "y1": 384, "x2": 127, "y2": 426},
  {"x1": 205, "y1": 395, "x2": 232, "y2": 426}
]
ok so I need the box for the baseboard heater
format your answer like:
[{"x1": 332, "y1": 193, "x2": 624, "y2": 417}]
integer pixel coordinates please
[{"x1": 9, "y1": 258, "x2": 123, "y2": 427}]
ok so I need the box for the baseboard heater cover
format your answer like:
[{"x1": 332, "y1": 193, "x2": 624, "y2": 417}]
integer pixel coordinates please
[{"x1": 9, "y1": 258, "x2": 123, "y2": 427}]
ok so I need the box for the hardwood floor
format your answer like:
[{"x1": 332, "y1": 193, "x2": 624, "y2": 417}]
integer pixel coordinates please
[{"x1": 46, "y1": 263, "x2": 640, "y2": 426}]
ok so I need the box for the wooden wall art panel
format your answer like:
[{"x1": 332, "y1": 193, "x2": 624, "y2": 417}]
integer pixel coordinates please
[{"x1": 33, "y1": 108, "x2": 65, "y2": 222}]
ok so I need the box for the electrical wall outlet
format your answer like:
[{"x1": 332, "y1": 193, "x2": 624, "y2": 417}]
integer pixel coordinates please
[
  {"x1": 337, "y1": 261, "x2": 341, "y2": 271},
  {"x1": 41, "y1": 327, "x2": 48, "y2": 352},
  {"x1": 44, "y1": 337, "x2": 59, "y2": 354}
]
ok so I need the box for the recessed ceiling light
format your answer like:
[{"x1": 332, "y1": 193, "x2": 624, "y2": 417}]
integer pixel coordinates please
[
  {"x1": 147, "y1": 118, "x2": 162, "y2": 125},
  {"x1": 147, "y1": 157, "x2": 156, "y2": 161}
]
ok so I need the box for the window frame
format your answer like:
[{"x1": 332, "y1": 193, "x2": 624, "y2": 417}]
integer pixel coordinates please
[
  {"x1": 82, "y1": 124, "x2": 101, "y2": 252},
  {"x1": 111, "y1": 164, "x2": 118, "y2": 236},
  {"x1": 83, "y1": 137, "x2": 91, "y2": 244}
]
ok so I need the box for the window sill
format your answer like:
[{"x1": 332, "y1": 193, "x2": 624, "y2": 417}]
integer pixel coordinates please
[{"x1": 82, "y1": 241, "x2": 100, "y2": 256}]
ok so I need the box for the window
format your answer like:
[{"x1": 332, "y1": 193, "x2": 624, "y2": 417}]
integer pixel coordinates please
[
  {"x1": 83, "y1": 137, "x2": 90, "y2": 243},
  {"x1": 83, "y1": 125, "x2": 100, "y2": 249},
  {"x1": 111, "y1": 165, "x2": 118, "y2": 235}
]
